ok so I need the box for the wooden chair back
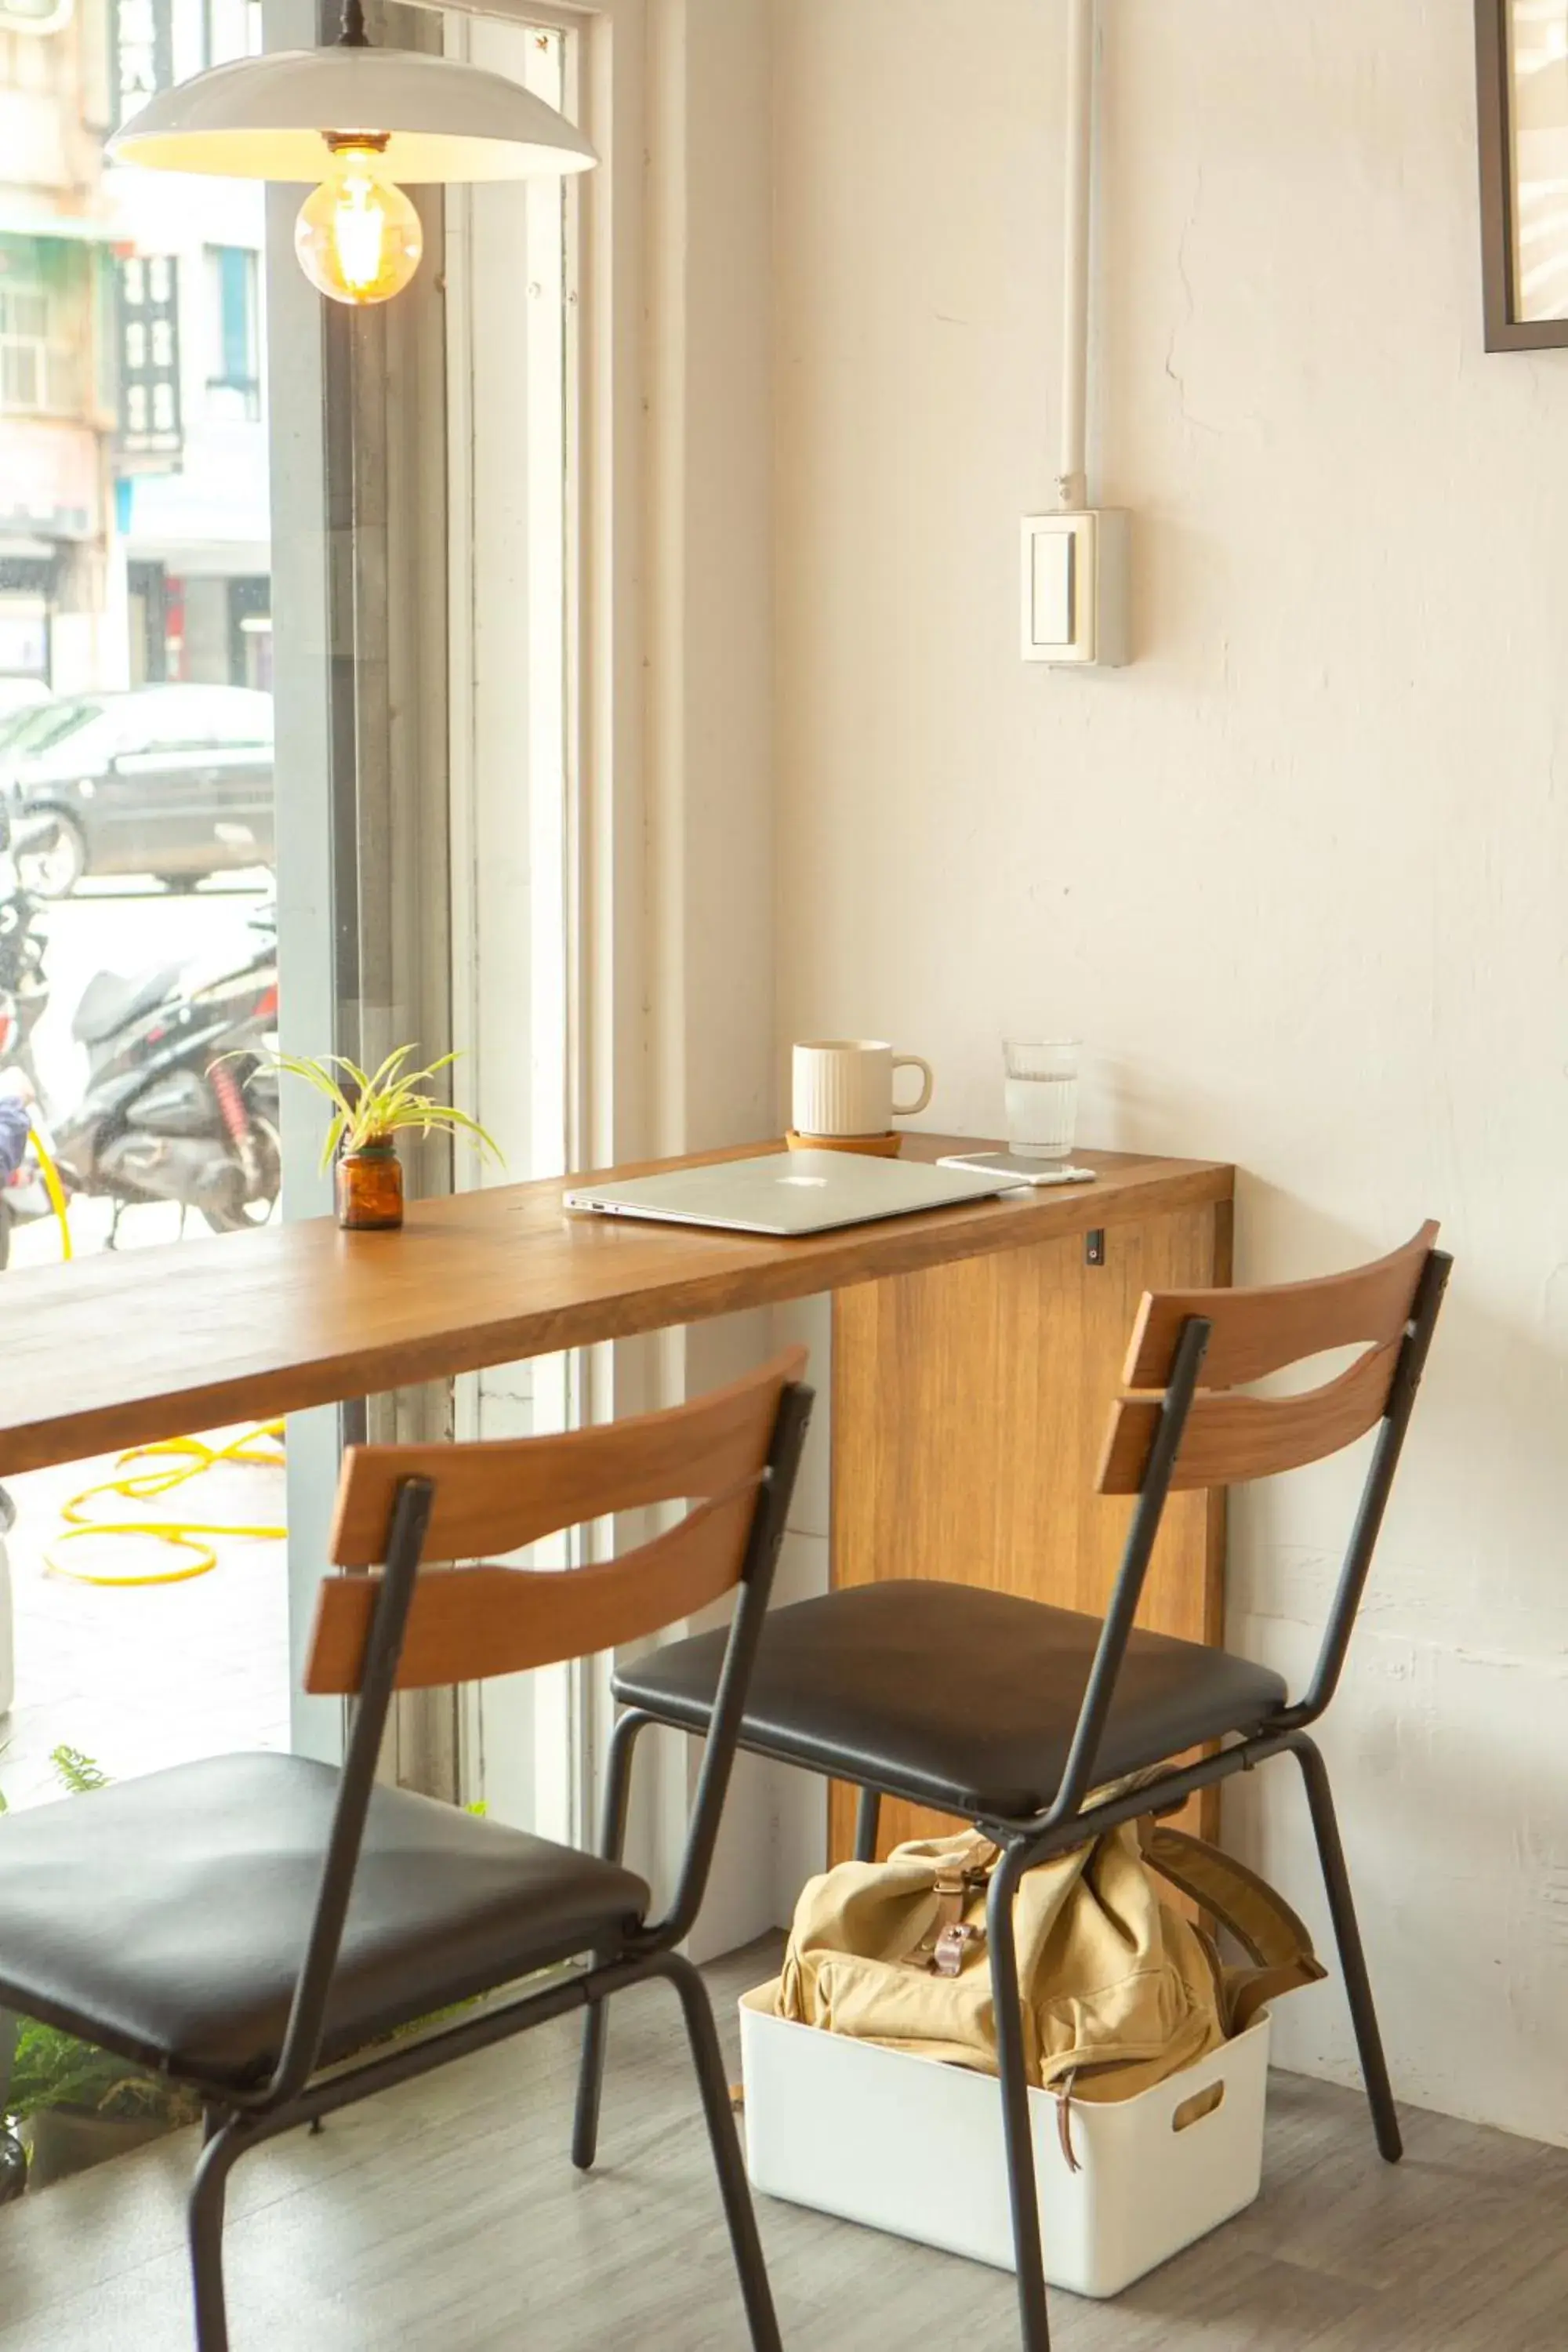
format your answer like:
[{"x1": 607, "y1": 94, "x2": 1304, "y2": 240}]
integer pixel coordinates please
[
  {"x1": 1097, "y1": 1224, "x2": 1440, "y2": 1494},
  {"x1": 306, "y1": 1348, "x2": 808, "y2": 1695}
]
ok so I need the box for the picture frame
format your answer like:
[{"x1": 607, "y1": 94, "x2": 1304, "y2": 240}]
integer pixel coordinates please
[{"x1": 1475, "y1": 0, "x2": 1568, "y2": 349}]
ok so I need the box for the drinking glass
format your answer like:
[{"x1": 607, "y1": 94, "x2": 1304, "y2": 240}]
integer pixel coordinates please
[{"x1": 1003, "y1": 1040, "x2": 1080, "y2": 1160}]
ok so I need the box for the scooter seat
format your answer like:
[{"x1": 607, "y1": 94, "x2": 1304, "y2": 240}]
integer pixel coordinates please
[{"x1": 71, "y1": 964, "x2": 181, "y2": 1047}]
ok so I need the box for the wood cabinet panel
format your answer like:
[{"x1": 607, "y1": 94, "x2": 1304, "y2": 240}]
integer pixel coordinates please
[{"x1": 828, "y1": 1205, "x2": 1228, "y2": 1862}]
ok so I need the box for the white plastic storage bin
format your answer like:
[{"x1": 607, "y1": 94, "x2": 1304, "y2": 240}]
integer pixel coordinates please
[{"x1": 739, "y1": 1980, "x2": 1270, "y2": 2299}]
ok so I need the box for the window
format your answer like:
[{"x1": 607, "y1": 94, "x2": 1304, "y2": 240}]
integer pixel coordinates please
[
  {"x1": 204, "y1": 245, "x2": 260, "y2": 419},
  {"x1": 201, "y1": 0, "x2": 261, "y2": 68},
  {"x1": 108, "y1": 0, "x2": 173, "y2": 128},
  {"x1": 107, "y1": 0, "x2": 260, "y2": 126},
  {"x1": 11, "y1": 700, "x2": 121, "y2": 769},
  {"x1": 0, "y1": 270, "x2": 78, "y2": 416},
  {"x1": 2, "y1": 697, "x2": 100, "y2": 759},
  {"x1": 117, "y1": 252, "x2": 182, "y2": 461}
]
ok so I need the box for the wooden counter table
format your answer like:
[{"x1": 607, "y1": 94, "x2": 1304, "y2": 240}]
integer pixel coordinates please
[{"x1": 0, "y1": 1134, "x2": 1232, "y2": 1850}]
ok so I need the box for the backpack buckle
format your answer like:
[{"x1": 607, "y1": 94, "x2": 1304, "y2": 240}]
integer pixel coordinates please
[{"x1": 929, "y1": 1922, "x2": 982, "y2": 1977}]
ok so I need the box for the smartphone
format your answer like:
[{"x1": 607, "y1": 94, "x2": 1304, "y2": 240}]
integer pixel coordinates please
[{"x1": 935, "y1": 1152, "x2": 1096, "y2": 1187}]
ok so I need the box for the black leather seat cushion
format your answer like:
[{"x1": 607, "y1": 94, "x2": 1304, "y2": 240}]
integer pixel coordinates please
[
  {"x1": 615, "y1": 1581, "x2": 1289, "y2": 1820},
  {"x1": 0, "y1": 1754, "x2": 648, "y2": 2090}
]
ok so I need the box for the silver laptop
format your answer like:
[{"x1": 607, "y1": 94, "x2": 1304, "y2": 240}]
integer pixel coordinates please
[{"x1": 563, "y1": 1149, "x2": 1014, "y2": 1237}]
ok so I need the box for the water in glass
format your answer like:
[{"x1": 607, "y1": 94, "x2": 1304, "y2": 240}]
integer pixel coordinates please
[{"x1": 1003, "y1": 1042, "x2": 1079, "y2": 1160}]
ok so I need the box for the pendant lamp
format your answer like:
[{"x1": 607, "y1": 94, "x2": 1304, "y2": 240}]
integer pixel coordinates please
[{"x1": 107, "y1": 0, "x2": 596, "y2": 307}]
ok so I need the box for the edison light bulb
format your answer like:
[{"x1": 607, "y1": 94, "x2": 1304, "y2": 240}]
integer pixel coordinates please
[{"x1": 294, "y1": 143, "x2": 423, "y2": 307}]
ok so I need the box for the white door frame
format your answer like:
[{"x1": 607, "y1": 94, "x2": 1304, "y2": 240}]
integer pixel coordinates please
[{"x1": 441, "y1": 0, "x2": 653, "y2": 1845}]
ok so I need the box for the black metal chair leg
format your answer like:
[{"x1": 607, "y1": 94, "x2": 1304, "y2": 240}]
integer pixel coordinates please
[
  {"x1": 188, "y1": 2121, "x2": 242, "y2": 2352},
  {"x1": 853, "y1": 1785, "x2": 881, "y2": 1862},
  {"x1": 572, "y1": 2000, "x2": 610, "y2": 2173},
  {"x1": 1290, "y1": 1732, "x2": 1403, "y2": 2163},
  {"x1": 987, "y1": 1847, "x2": 1052, "y2": 2350},
  {"x1": 572, "y1": 1709, "x2": 648, "y2": 2171},
  {"x1": 662, "y1": 1952, "x2": 783, "y2": 2352}
]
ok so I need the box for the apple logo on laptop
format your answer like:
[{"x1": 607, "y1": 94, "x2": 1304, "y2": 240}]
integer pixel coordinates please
[{"x1": 777, "y1": 1175, "x2": 829, "y2": 1188}]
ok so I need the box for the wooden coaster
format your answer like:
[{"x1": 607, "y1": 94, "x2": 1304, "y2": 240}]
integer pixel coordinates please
[{"x1": 785, "y1": 1129, "x2": 903, "y2": 1158}]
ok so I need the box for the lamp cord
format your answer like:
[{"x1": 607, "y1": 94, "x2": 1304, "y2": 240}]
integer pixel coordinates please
[{"x1": 339, "y1": 0, "x2": 368, "y2": 47}]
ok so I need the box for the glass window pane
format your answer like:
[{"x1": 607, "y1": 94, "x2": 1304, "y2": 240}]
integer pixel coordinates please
[{"x1": 0, "y1": 0, "x2": 288, "y2": 1894}]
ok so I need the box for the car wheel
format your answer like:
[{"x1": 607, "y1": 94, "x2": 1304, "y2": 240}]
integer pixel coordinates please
[
  {"x1": 16, "y1": 814, "x2": 87, "y2": 900},
  {"x1": 158, "y1": 874, "x2": 201, "y2": 895}
]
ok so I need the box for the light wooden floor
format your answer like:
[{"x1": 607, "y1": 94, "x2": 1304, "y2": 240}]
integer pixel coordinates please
[{"x1": 1, "y1": 1941, "x2": 1563, "y2": 2351}]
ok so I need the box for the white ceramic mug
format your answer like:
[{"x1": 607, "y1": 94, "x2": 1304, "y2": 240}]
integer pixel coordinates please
[{"x1": 792, "y1": 1039, "x2": 935, "y2": 1136}]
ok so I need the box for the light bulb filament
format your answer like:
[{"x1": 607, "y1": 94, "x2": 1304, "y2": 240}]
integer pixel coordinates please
[
  {"x1": 294, "y1": 136, "x2": 423, "y2": 307},
  {"x1": 331, "y1": 158, "x2": 388, "y2": 293}
]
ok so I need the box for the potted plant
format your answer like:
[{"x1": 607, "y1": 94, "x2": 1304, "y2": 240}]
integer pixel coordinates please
[
  {"x1": 0, "y1": 1740, "x2": 16, "y2": 2204},
  {"x1": 0, "y1": 2034, "x2": 22, "y2": 2207},
  {"x1": 0, "y1": 1483, "x2": 15, "y2": 1722},
  {"x1": 0, "y1": 1773, "x2": 20, "y2": 2205},
  {"x1": 8, "y1": 2017, "x2": 201, "y2": 2187},
  {"x1": 264, "y1": 1046, "x2": 500, "y2": 1229}
]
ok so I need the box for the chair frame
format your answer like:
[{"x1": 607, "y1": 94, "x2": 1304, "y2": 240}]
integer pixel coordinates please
[
  {"x1": 181, "y1": 1377, "x2": 813, "y2": 2352},
  {"x1": 578, "y1": 1248, "x2": 1450, "y2": 2352}
]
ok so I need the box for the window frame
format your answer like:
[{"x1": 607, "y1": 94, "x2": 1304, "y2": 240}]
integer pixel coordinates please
[
  {"x1": 0, "y1": 256, "x2": 81, "y2": 419},
  {"x1": 436, "y1": 0, "x2": 643, "y2": 1842}
]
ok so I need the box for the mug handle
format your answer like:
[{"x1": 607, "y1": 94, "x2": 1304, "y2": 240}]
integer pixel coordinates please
[{"x1": 891, "y1": 1055, "x2": 934, "y2": 1118}]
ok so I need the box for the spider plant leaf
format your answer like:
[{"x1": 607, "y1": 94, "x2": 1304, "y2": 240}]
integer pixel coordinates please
[
  {"x1": 267, "y1": 1052, "x2": 356, "y2": 1126},
  {"x1": 259, "y1": 1043, "x2": 496, "y2": 1168},
  {"x1": 318, "y1": 1109, "x2": 349, "y2": 1172},
  {"x1": 430, "y1": 1105, "x2": 505, "y2": 1162},
  {"x1": 50, "y1": 1746, "x2": 108, "y2": 1795}
]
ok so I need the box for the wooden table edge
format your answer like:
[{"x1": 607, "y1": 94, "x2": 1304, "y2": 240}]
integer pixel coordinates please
[{"x1": 0, "y1": 1142, "x2": 1234, "y2": 1477}]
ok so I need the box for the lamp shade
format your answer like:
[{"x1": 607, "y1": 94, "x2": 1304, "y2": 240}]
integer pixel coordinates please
[{"x1": 106, "y1": 47, "x2": 597, "y2": 183}]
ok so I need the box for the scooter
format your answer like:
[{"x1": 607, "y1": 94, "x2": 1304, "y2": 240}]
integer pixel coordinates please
[
  {"x1": 49, "y1": 902, "x2": 281, "y2": 1240},
  {"x1": 0, "y1": 1071, "x2": 64, "y2": 1272},
  {"x1": 0, "y1": 811, "x2": 49, "y2": 1095}
]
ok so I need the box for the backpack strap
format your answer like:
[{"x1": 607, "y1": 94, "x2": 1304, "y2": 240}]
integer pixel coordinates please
[
  {"x1": 905, "y1": 1845, "x2": 996, "y2": 1974},
  {"x1": 913, "y1": 1860, "x2": 970, "y2": 1973},
  {"x1": 1139, "y1": 1823, "x2": 1327, "y2": 2032}
]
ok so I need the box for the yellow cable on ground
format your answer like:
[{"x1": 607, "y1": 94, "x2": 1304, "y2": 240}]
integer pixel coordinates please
[
  {"x1": 22, "y1": 1133, "x2": 286, "y2": 1583},
  {"x1": 26, "y1": 1124, "x2": 71, "y2": 1261},
  {"x1": 46, "y1": 1425, "x2": 287, "y2": 1587}
]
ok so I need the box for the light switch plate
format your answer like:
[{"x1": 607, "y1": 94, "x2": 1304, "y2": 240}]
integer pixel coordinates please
[{"x1": 1021, "y1": 510, "x2": 1129, "y2": 666}]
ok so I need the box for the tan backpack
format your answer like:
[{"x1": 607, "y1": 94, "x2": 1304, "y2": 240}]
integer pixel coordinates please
[{"x1": 778, "y1": 1812, "x2": 1324, "y2": 2114}]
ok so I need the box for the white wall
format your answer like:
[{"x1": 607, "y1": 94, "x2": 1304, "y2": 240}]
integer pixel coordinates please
[
  {"x1": 769, "y1": 0, "x2": 1568, "y2": 2146},
  {"x1": 647, "y1": 0, "x2": 779, "y2": 1166}
]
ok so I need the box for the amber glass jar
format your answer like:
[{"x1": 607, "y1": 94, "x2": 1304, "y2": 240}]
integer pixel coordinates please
[{"x1": 335, "y1": 1139, "x2": 404, "y2": 1230}]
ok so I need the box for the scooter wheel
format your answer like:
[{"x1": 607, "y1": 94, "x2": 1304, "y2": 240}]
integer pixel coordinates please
[
  {"x1": 16, "y1": 814, "x2": 86, "y2": 899},
  {"x1": 199, "y1": 1116, "x2": 282, "y2": 1234}
]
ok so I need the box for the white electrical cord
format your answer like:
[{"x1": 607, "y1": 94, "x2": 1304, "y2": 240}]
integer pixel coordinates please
[{"x1": 1057, "y1": 0, "x2": 1094, "y2": 511}]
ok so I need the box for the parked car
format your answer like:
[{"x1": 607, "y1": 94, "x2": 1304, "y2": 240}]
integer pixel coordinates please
[
  {"x1": 0, "y1": 679, "x2": 50, "y2": 726},
  {"x1": 2, "y1": 684, "x2": 274, "y2": 897}
]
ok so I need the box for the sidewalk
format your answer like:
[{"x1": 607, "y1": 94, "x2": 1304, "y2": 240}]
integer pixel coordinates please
[{"x1": 0, "y1": 1428, "x2": 289, "y2": 1812}]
